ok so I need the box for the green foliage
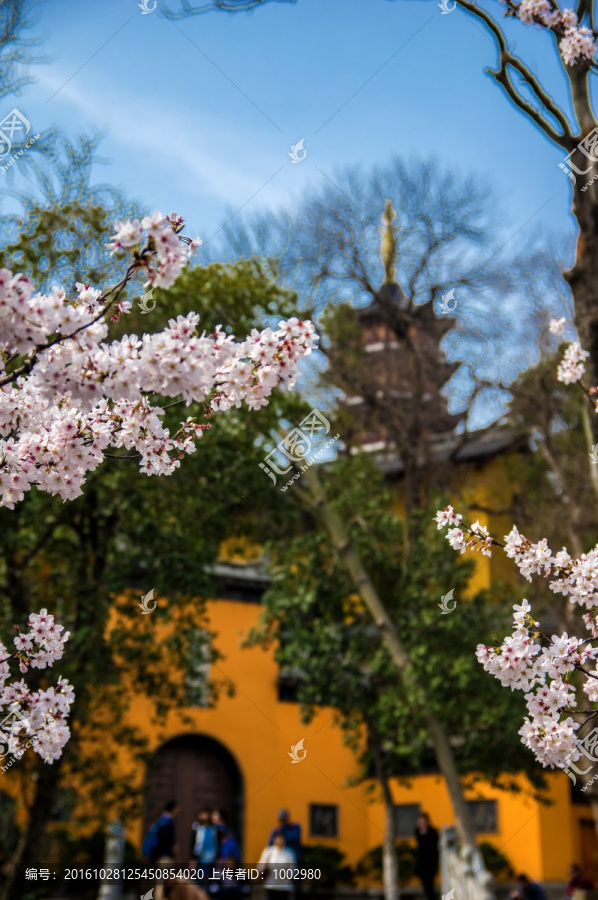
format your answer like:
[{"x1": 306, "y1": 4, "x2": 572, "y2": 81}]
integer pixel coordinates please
[
  {"x1": 0, "y1": 0, "x2": 44, "y2": 100},
  {"x1": 248, "y1": 453, "x2": 546, "y2": 789},
  {"x1": 354, "y1": 840, "x2": 513, "y2": 884},
  {"x1": 0, "y1": 203, "x2": 308, "y2": 838},
  {"x1": 479, "y1": 841, "x2": 514, "y2": 880},
  {"x1": 302, "y1": 845, "x2": 355, "y2": 887},
  {"x1": 355, "y1": 841, "x2": 417, "y2": 885},
  {"x1": 0, "y1": 202, "x2": 121, "y2": 289},
  {"x1": 154, "y1": 255, "x2": 301, "y2": 332},
  {"x1": 507, "y1": 353, "x2": 598, "y2": 554}
]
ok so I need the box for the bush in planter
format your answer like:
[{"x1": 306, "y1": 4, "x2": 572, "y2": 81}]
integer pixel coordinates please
[
  {"x1": 479, "y1": 842, "x2": 514, "y2": 881},
  {"x1": 355, "y1": 842, "x2": 417, "y2": 885},
  {"x1": 302, "y1": 845, "x2": 355, "y2": 887}
]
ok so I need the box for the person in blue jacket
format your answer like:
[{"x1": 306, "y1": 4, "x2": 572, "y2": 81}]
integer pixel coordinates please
[
  {"x1": 268, "y1": 810, "x2": 302, "y2": 864},
  {"x1": 148, "y1": 800, "x2": 179, "y2": 864},
  {"x1": 192, "y1": 808, "x2": 219, "y2": 885},
  {"x1": 511, "y1": 874, "x2": 548, "y2": 900}
]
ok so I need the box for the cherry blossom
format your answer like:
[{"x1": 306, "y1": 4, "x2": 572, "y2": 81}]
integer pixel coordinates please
[
  {"x1": 0, "y1": 213, "x2": 318, "y2": 508},
  {"x1": 435, "y1": 325, "x2": 598, "y2": 773},
  {"x1": 435, "y1": 511, "x2": 493, "y2": 556},
  {"x1": 510, "y1": 1, "x2": 597, "y2": 65},
  {"x1": 436, "y1": 510, "x2": 598, "y2": 772},
  {"x1": 556, "y1": 342, "x2": 590, "y2": 384},
  {"x1": 1, "y1": 609, "x2": 73, "y2": 766},
  {"x1": 434, "y1": 505, "x2": 462, "y2": 528},
  {"x1": 0, "y1": 211, "x2": 317, "y2": 768},
  {"x1": 549, "y1": 317, "x2": 566, "y2": 338}
]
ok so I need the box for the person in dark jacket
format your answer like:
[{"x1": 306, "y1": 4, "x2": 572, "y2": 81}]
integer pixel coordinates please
[
  {"x1": 212, "y1": 809, "x2": 241, "y2": 863},
  {"x1": 151, "y1": 800, "x2": 179, "y2": 864},
  {"x1": 414, "y1": 812, "x2": 439, "y2": 900},
  {"x1": 510, "y1": 874, "x2": 548, "y2": 900}
]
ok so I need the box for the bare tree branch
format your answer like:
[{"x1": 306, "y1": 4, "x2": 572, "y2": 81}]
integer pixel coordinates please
[
  {"x1": 501, "y1": 52, "x2": 575, "y2": 140},
  {"x1": 456, "y1": 0, "x2": 575, "y2": 144},
  {"x1": 489, "y1": 59, "x2": 569, "y2": 145},
  {"x1": 161, "y1": 0, "x2": 295, "y2": 19}
]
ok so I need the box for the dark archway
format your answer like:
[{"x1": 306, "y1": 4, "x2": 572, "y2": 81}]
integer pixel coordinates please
[{"x1": 142, "y1": 734, "x2": 244, "y2": 861}]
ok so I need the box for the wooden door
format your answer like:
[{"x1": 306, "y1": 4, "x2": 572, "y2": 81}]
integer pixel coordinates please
[{"x1": 143, "y1": 738, "x2": 237, "y2": 864}]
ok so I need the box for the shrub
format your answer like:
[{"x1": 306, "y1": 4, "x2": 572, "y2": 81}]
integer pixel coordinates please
[
  {"x1": 355, "y1": 841, "x2": 417, "y2": 885},
  {"x1": 480, "y1": 841, "x2": 514, "y2": 880},
  {"x1": 302, "y1": 844, "x2": 355, "y2": 887}
]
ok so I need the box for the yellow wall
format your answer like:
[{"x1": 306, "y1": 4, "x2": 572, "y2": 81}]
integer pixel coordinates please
[
  {"x1": 1, "y1": 448, "x2": 585, "y2": 885},
  {"x1": 119, "y1": 590, "x2": 580, "y2": 882}
]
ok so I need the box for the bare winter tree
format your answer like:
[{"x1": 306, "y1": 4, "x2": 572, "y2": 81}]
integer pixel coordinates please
[
  {"x1": 217, "y1": 157, "x2": 566, "y2": 456},
  {"x1": 232, "y1": 165, "x2": 557, "y2": 877},
  {"x1": 166, "y1": 0, "x2": 598, "y2": 403}
]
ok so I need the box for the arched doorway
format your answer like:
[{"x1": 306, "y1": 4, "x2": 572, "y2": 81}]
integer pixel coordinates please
[{"x1": 142, "y1": 734, "x2": 244, "y2": 860}]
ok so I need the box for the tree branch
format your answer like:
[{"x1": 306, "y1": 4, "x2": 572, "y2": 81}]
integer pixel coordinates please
[
  {"x1": 0, "y1": 262, "x2": 140, "y2": 388},
  {"x1": 456, "y1": 0, "x2": 574, "y2": 145},
  {"x1": 502, "y1": 53, "x2": 575, "y2": 140},
  {"x1": 161, "y1": 0, "x2": 294, "y2": 19}
]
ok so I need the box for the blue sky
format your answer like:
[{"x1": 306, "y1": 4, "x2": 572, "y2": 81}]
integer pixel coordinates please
[{"x1": 5, "y1": 0, "x2": 582, "y2": 253}]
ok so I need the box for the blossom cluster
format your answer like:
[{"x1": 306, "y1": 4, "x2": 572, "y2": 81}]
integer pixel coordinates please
[
  {"x1": 108, "y1": 211, "x2": 201, "y2": 290},
  {"x1": 556, "y1": 342, "x2": 590, "y2": 385},
  {"x1": 0, "y1": 214, "x2": 317, "y2": 507},
  {"x1": 513, "y1": 0, "x2": 596, "y2": 65},
  {"x1": 435, "y1": 507, "x2": 598, "y2": 770},
  {"x1": 1, "y1": 609, "x2": 73, "y2": 764},
  {"x1": 433, "y1": 506, "x2": 493, "y2": 556}
]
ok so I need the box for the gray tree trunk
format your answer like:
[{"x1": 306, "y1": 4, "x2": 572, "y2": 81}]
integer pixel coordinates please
[{"x1": 301, "y1": 462, "x2": 480, "y2": 857}]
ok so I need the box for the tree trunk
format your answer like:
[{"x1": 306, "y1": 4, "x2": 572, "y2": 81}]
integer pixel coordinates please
[
  {"x1": 300, "y1": 462, "x2": 480, "y2": 857},
  {"x1": 581, "y1": 402, "x2": 598, "y2": 505},
  {"x1": 372, "y1": 736, "x2": 400, "y2": 900},
  {"x1": 1, "y1": 755, "x2": 64, "y2": 900},
  {"x1": 382, "y1": 785, "x2": 399, "y2": 900},
  {"x1": 565, "y1": 190, "x2": 598, "y2": 395},
  {"x1": 564, "y1": 63, "x2": 598, "y2": 392}
]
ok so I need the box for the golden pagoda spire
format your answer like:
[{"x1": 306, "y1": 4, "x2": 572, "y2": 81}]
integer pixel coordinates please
[{"x1": 380, "y1": 199, "x2": 397, "y2": 286}]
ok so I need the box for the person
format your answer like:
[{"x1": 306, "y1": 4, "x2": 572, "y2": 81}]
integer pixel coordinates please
[
  {"x1": 212, "y1": 810, "x2": 241, "y2": 864},
  {"x1": 145, "y1": 800, "x2": 180, "y2": 900},
  {"x1": 268, "y1": 810, "x2": 302, "y2": 864},
  {"x1": 192, "y1": 808, "x2": 219, "y2": 882},
  {"x1": 565, "y1": 865, "x2": 595, "y2": 897},
  {"x1": 414, "y1": 812, "x2": 439, "y2": 900},
  {"x1": 258, "y1": 832, "x2": 296, "y2": 899},
  {"x1": 510, "y1": 873, "x2": 548, "y2": 900},
  {"x1": 148, "y1": 800, "x2": 180, "y2": 864}
]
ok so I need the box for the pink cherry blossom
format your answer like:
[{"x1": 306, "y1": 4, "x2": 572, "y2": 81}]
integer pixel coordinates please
[
  {"x1": 1, "y1": 610, "x2": 73, "y2": 766},
  {"x1": 434, "y1": 505, "x2": 462, "y2": 528},
  {"x1": 517, "y1": 0, "x2": 551, "y2": 25},
  {"x1": 510, "y1": 1, "x2": 597, "y2": 65},
  {"x1": 437, "y1": 437, "x2": 598, "y2": 774},
  {"x1": 557, "y1": 342, "x2": 590, "y2": 385},
  {"x1": 0, "y1": 214, "x2": 318, "y2": 508},
  {"x1": 549, "y1": 318, "x2": 567, "y2": 339}
]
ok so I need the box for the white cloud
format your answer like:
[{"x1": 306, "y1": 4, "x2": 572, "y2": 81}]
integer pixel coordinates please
[{"x1": 36, "y1": 71, "x2": 297, "y2": 211}]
